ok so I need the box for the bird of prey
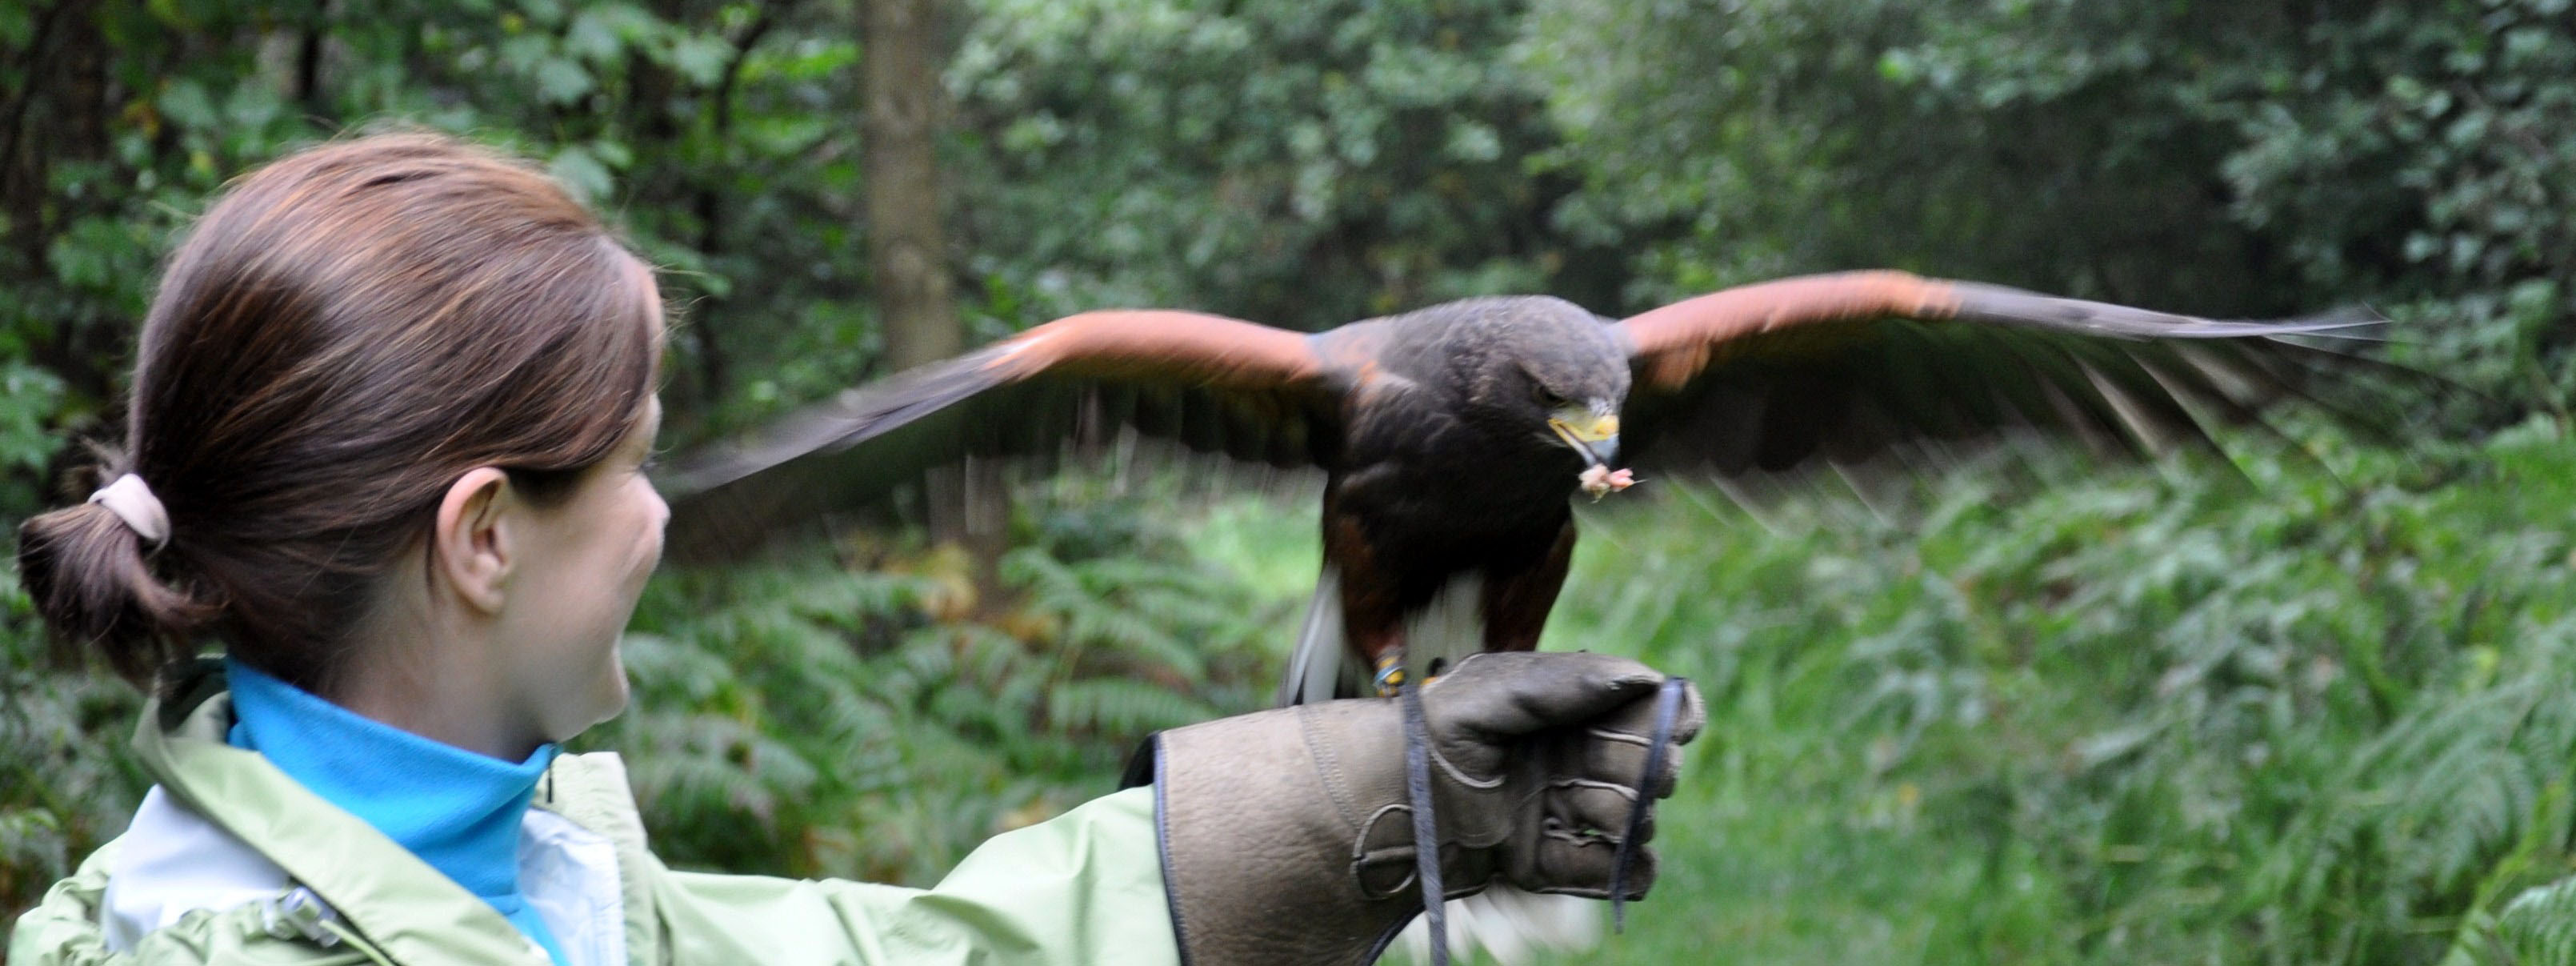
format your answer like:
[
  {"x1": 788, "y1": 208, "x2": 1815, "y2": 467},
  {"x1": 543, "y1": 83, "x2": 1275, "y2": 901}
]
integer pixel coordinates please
[{"x1": 659, "y1": 270, "x2": 2377, "y2": 703}]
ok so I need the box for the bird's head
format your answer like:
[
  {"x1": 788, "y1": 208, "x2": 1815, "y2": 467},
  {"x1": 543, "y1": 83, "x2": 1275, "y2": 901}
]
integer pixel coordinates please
[
  {"x1": 1447, "y1": 296, "x2": 1630, "y2": 468},
  {"x1": 1530, "y1": 367, "x2": 1622, "y2": 470}
]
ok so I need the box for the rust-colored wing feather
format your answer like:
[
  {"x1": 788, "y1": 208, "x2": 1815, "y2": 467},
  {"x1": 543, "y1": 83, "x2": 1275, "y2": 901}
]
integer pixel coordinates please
[
  {"x1": 661, "y1": 310, "x2": 1346, "y2": 558},
  {"x1": 1616, "y1": 271, "x2": 2390, "y2": 476}
]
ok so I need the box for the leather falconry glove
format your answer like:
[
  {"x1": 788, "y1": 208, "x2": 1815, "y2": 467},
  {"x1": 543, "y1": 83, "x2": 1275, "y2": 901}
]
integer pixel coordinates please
[{"x1": 1139, "y1": 651, "x2": 1706, "y2": 966}]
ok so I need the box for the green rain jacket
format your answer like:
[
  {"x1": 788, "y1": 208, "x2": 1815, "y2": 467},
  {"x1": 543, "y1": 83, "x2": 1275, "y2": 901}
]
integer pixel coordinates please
[{"x1": 6, "y1": 663, "x2": 1181, "y2": 964}]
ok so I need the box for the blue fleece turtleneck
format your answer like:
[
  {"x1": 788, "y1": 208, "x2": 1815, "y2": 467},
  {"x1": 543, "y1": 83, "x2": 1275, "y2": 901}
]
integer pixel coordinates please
[{"x1": 223, "y1": 658, "x2": 567, "y2": 964}]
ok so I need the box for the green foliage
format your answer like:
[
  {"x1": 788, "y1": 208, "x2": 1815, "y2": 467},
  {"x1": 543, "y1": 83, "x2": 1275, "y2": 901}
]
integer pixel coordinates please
[
  {"x1": 587, "y1": 487, "x2": 1290, "y2": 884},
  {"x1": 0, "y1": 361, "x2": 67, "y2": 514},
  {"x1": 0, "y1": 0, "x2": 893, "y2": 464},
  {"x1": 1526, "y1": 0, "x2": 2575, "y2": 419},
  {"x1": 0, "y1": 562, "x2": 146, "y2": 915},
  {"x1": 1522, "y1": 0, "x2": 2281, "y2": 309},
  {"x1": 1468, "y1": 420, "x2": 2576, "y2": 964},
  {"x1": 948, "y1": 0, "x2": 1609, "y2": 328},
  {"x1": 2486, "y1": 873, "x2": 2576, "y2": 965}
]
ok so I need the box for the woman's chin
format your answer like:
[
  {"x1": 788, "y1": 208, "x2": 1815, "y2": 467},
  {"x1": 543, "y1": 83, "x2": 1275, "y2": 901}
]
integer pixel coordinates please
[{"x1": 543, "y1": 649, "x2": 633, "y2": 743}]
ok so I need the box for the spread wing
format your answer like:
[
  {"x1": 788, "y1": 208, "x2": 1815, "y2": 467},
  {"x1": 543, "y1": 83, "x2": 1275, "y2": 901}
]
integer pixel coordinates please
[
  {"x1": 1616, "y1": 271, "x2": 2391, "y2": 477},
  {"x1": 660, "y1": 310, "x2": 1348, "y2": 558}
]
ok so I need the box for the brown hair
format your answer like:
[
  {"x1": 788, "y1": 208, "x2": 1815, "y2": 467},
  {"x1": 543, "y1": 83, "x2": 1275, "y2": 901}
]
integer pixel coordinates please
[{"x1": 15, "y1": 133, "x2": 661, "y2": 694}]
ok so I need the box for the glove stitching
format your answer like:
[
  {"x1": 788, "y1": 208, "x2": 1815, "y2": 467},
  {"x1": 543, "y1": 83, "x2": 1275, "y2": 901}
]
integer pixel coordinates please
[
  {"x1": 1426, "y1": 744, "x2": 1506, "y2": 791},
  {"x1": 1548, "y1": 778, "x2": 1640, "y2": 803},
  {"x1": 1351, "y1": 803, "x2": 1421, "y2": 900},
  {"x1": 1296, "y1": 705, "x2": 1365, "y2": 827},
  {"x1": 1540, "y1": 828, "x2": 1624, "y2": 848}
]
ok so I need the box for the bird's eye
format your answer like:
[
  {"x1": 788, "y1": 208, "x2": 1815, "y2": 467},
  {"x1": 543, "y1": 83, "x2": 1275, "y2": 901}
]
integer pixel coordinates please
[{"x1": 1534, "y1": 385, "x2": 1567, "y2": 408}]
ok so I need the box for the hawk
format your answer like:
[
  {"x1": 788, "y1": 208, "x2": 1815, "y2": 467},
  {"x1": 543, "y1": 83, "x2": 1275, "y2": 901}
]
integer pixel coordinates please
[{"x1": 658, "y1": 271, "x2": 2382, "y2": 703}]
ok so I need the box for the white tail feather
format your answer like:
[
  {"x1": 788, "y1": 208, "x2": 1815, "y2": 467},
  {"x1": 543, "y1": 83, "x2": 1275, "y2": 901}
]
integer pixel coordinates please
[
  {"x1": 1278, "y1": 569, "x2": 1494, "y2": 703},
  {"x1": 1280, "y1": 566, "x2": 1351, "y2": 705},
  {"x1": 1390, "y1": 888, "x2": 1602, "y2": 964},
  {"x1": 1400, "y1": 574, "x2": 1486, "y2": 685}
]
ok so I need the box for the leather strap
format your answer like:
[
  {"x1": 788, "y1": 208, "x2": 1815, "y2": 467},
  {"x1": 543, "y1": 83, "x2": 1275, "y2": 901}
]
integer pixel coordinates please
[
  {"x1": 1610, "y1": 675, "x2": 1691, "y2": 931},
  {"x1": 1401, "y1": 681, "x2": 1449, "y2": 966}
]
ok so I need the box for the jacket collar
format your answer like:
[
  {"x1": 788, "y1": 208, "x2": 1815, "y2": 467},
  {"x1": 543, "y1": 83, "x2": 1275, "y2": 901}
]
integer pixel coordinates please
[
  {"x1": 133, "y1": 659, "x2": 551, "y2": 964},
  {"x1": 223, "y1": 657, "x2": 558, "y2": 908}
]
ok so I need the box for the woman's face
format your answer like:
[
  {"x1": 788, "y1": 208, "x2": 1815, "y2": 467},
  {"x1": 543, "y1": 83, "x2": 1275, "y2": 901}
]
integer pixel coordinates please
[{"x1": 496, "y1": 394, "x2": 668, "y2": 742}]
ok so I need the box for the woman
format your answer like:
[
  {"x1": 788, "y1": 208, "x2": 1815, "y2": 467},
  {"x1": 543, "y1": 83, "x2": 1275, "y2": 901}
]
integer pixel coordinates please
[{"x1": 9, "y1": 134, "x2": 1698, "y2": 965}]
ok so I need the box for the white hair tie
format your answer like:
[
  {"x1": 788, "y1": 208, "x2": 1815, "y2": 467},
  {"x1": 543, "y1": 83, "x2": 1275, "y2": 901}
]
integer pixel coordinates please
[{"x1": 89, "y1": 474, "x2": 171, "y2": 547}]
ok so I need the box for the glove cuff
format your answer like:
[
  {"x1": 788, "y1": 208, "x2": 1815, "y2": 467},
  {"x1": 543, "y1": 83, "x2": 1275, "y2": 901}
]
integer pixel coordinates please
[{"x1": 1151, "y1": 702, "x2": 1472, "y2": 966}]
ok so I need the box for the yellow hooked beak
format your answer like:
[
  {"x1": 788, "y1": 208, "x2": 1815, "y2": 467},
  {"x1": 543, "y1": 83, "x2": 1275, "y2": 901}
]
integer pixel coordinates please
[{"x1": 1547, "y1": 411, "x2": 1621, "y2": 467}]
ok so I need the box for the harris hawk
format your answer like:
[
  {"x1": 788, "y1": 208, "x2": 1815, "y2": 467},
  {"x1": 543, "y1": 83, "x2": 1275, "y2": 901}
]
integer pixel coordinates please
[{"x1": 658, "y1": 270, "x2": 2381, "y2": 705}]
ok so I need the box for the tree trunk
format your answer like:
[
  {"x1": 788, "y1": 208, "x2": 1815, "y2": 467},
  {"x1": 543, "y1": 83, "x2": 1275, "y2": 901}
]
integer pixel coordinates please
[{"x1": 860, "y1": 0, "x2": 1008, "y2": 595}]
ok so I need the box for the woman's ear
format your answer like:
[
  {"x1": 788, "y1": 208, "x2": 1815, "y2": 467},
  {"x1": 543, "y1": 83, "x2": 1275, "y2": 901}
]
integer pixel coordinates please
[{"x1": 431, "y1": 467, "x2": 518, "y2": 615}]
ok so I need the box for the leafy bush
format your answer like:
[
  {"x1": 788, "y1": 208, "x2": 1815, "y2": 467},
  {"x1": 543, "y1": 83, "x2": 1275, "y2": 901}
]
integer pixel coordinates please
[
  {"x1": 0, "y1": 563, "x2": 146, "y2": 914},
  {"x1": 589, "y1": 482, "x2": 1294, "y2": 883},
  {"x1": 1500, "y1": 419, "x2": 2576, "y2": 963},
  {"x1": 1525, "y1": 0, "x2": 2575, "y2": 424}
]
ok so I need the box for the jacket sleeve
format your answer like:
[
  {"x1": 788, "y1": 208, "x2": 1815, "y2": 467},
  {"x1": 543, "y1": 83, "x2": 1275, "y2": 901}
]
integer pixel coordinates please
[
  {"x1": 638, "y1": 787, "x2": 1179, "y2": 966},
  {"x1": 4, "y1": 840, "x2": 386, "y2": 966},
  {"x1": 7, "y1": 842, "x2": 126, "y2": 966}
]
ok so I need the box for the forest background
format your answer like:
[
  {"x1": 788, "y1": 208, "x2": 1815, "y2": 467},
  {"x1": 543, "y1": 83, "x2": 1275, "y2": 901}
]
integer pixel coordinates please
[{"x1": 5, "y1": 1, "x2": 2576, "y2": 962}]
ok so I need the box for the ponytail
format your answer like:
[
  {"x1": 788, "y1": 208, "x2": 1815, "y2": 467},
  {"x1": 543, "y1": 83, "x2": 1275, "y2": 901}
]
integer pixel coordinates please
[{"x1": 16, "y1": 466, "x2": 217, "y2": 687}]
